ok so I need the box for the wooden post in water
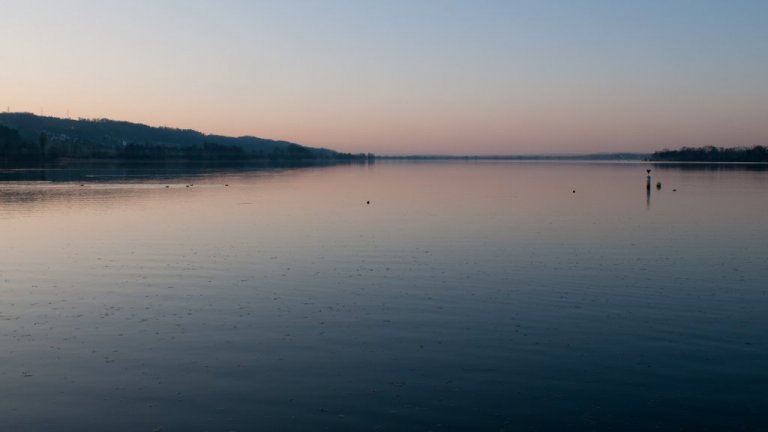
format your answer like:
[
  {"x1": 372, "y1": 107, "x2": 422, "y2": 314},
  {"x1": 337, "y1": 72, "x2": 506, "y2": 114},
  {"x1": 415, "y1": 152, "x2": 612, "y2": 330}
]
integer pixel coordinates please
[
  {"x1": 646, "y1": 169, "x2": 652, "y2": 208},
  {"x1": 646, "y1": 169, "x2": 652, "y2": 190}
]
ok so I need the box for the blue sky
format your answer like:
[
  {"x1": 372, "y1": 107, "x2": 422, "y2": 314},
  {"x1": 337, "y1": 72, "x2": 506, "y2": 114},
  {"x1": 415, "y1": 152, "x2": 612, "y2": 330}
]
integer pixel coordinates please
[{"x1": 1, "y1": 0, "x2": 766, "y2": 154}]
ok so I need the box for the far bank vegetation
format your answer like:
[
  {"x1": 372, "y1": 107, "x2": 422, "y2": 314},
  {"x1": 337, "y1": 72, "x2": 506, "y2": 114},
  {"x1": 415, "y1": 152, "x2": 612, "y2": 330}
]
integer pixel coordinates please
[
  {"x1": 0, "y1": 113, "x2": 372, "y2": 163},
  {"x1": 651, "y1": 146, "x2": 768, "y2": 162}
]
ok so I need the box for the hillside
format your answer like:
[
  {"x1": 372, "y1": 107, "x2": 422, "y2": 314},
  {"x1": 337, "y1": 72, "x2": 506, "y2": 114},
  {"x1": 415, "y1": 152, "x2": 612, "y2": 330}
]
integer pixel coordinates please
[{"x1": 0, "y1": 113, "x2": 362, "y2": 161}]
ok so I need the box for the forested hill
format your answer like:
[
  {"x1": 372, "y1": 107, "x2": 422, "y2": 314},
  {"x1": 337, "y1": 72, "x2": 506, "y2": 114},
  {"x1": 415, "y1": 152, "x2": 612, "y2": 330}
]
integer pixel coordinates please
[{"x1": 0, "y1": 112, "x2": 364, "y2": 161}]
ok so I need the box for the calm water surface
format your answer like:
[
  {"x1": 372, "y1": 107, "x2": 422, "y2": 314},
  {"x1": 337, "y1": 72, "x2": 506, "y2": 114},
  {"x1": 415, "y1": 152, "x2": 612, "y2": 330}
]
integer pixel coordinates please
[{"x1": 1, "y1": 162, "x2": 767, "y2": 431}]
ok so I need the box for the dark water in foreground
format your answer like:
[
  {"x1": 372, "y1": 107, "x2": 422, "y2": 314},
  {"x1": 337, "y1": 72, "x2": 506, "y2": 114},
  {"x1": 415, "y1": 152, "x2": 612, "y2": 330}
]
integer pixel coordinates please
[{"x1": 1, "y1": 161, "x2": 767, "y2": 431}]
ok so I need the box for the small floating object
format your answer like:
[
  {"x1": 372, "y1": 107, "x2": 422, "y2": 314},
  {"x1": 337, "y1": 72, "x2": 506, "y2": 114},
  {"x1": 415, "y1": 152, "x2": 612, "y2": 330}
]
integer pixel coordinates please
[
  {"x1": 572, "y1": 190, "x2": 576, "y2": 193},
  {"x1": 165, "y1": 185, "x2": 169, "y2": 188},
  {"x1": 225, "y1": 184, "x2": 229, "y2": 187},
  {"x1": 366, "y1": 201, "x2": 370, "y2": 204},
  {"x1": 656, "y1": 181, "x2": 662, "y2": 189},
  {"x1": 673, "y1": 189, "x2": 677, "y2": 192}
]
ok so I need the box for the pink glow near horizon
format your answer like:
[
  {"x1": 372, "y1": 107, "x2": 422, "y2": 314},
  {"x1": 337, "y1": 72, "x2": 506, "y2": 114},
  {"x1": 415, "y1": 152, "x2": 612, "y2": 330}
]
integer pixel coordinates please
[{"x1": 1, "y1": 1, "x2": 767, "y2": 155}]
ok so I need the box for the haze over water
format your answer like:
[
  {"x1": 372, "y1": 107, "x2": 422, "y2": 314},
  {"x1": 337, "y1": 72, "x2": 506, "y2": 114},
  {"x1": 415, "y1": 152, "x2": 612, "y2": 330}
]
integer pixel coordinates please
[{"x1": 1, "y1": 162, "x2": 767, "y2": 431}]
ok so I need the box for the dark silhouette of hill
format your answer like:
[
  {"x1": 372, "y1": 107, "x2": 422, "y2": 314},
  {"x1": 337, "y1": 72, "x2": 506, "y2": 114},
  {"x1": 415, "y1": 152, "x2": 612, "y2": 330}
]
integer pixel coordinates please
[
  {"x1": 0, "y1": 112, "x2": 367, "y2": 162},
  {"x1": 0, "y1": 124, "x2": 30, "y2": 157},
  {"x1": 651, "y1": 146, "x2": 768, "y2": 162}
]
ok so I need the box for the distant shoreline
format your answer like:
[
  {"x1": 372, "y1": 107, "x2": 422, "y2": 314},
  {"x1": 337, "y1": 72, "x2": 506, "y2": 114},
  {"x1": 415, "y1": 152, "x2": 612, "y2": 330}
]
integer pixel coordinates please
[
  {"x1": 0, "y1": 157, "x2": 372, "y2": 170},
  {"x1": 650, "y1": 146, "x2": 768, "y2": 162},
  {"x1": 0, "y1": 113, "x2": 372, "y2": 163},
  {"x1": 376, "y1": 153, "x2": 649, "y2": 161}
]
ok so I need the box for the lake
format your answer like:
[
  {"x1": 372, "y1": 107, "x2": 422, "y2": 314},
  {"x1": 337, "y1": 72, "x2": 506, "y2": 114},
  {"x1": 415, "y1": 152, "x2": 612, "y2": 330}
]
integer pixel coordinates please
[{"x1": 1, "y1": 161, "x2": 767, "y2": 431}]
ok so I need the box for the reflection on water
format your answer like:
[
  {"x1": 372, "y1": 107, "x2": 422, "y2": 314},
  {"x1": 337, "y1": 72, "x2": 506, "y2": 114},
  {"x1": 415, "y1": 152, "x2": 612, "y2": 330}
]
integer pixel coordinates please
[
  {"x1": 646, "y1": 184, "x2": 651, "y2": 209},
  {"x1": 1, "y1": 161, "x2": 767, "y2": 431},
  {"x1": 652, "y1": 161, "x2": 768, "y2": 172},
  {"x1": 0, "y1": 162, "x2": 353, "y2": 217}
]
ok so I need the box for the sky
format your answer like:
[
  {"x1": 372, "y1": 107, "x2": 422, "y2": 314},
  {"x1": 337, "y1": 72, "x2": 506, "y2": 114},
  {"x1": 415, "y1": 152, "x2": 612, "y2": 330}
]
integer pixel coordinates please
[{"x1": 1, "y1": 0, "x2": 767, "y2": 155}]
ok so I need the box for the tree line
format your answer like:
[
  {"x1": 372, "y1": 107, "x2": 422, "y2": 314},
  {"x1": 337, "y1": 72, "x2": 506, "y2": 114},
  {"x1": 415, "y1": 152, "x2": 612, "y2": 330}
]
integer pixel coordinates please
[
  {"x1": 0, "y1": 113, "x2": 372, "y2": 162},
  {"x1": 650, "y1": 146, "x2": 768, "y2": 162}
]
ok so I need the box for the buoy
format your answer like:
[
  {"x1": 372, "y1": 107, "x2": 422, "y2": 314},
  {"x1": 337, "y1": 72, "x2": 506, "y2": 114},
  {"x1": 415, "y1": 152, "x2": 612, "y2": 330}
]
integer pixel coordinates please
[
  {"x1": 572, "y1": 190, "x2": 575, "y2": 193},
  {"x1": 366, "y1": 201, "x2": 370, "y2": 204}
]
